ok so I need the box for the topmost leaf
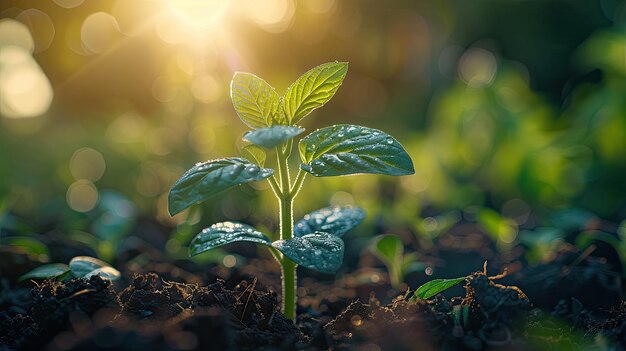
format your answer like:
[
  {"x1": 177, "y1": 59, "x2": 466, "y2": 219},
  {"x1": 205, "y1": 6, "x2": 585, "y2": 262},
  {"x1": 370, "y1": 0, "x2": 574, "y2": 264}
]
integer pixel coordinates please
[
  {"x1": 231, "y1": 72, "x2": 284, "y2": 128},
  {"x1": 283, "y1": 62, "x2": 348, "y2": 125}
]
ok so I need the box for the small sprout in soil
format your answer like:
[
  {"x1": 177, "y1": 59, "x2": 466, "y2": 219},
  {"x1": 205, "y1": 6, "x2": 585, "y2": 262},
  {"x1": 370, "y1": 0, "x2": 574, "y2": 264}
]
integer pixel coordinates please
[
  {"x1": 370, "y1": 234, "x2": 424, "y2": 289},
  {"x1": 168, "y1": 61, "x2": 415, "y2": 320},
  {"x1": 19, "y1": 256, "x2": 121, "y2": 282},
  {"x1": 411, "y1": 262, "x2": 528, "y2": 302},
  {"x1": 410, "y1": 276, "x2": 469, "y2": 301}
]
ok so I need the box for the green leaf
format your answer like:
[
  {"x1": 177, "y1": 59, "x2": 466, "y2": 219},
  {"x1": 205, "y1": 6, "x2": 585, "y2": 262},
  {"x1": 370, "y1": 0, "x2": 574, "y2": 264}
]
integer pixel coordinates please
[
  {"x1": 371, "y1": 235, "x2": 403, "y2": 268},
  {"x1": 69, "y1": 256, "x2": 118, "y2": 279},
  {"x1": 272, "y1": 232, "x2": 344, "y2": 273},
  {"x1": 295, "y1": 206, "x2": 365, "y2": 237},
  {"x1": 412, "y1": 277, "x2": 468, "y2": 301},
  {"x1": 83, "y1": 266, "x2": 121, "y2": 280},
  {"x1": 19, "y1": 263, "x2": 70, "y2": 281},
  {"x1": 189, "y1": 222, "x2": 271, "y2": 257},
  {"x1": 230, "y1": 72, "x2": 282, "y2": 128},
  {"x1": 241, "y1": 145, "x2": 267, "y2": 167},
  {"x1": 284, "y1": 62, "x2": 348, "y2": 125},
  {"x1": 168, "y1": 158, "x2": 274, "y2": 216},
  {"x1": 299, "y1": 124, "x2": 415, "y2": 177},
  {"x1": 2, "y1": 236, "x2": 49, "y2": 256},
  {"x1": 243, "y1": 126, "x2": 305, "y2": 149}
]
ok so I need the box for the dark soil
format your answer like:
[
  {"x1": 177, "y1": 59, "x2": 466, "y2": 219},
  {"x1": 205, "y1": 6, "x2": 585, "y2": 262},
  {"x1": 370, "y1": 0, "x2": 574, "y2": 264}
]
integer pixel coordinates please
[
  {"x1": 1, "y1": 261, "x2": 624, "y2": 351},
  {"x1": 1, "y1": 218, "x2": 625, "y2": 350}
]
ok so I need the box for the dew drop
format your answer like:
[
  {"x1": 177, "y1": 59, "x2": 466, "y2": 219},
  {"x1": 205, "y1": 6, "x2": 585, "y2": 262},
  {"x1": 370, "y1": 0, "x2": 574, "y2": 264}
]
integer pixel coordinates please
[
  {"x1": 386, "y1": 138, "x2": 393, "y2": 144},
  {"x1": 246, "y1": 165, "x2": 259, "y2": 174}
]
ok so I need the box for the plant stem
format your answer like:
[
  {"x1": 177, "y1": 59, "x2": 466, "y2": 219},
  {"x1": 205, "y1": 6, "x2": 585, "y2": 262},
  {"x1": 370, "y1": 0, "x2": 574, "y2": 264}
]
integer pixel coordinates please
[
  {"x1": 279, "y1": 196, "x2": 296, "y2": 320},
  {"x1": 276, "y1": 146, "x2": 297, "y2": 320},
  {"x1": 290, "y1": 168, "x2": 307, "y2": 197}
]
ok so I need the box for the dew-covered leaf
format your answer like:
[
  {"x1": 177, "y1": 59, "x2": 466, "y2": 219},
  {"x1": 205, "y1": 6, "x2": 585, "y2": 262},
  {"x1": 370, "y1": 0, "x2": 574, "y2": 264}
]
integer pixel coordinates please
[
  {"x1": 272, "y1": 232, "x2": 344, "y2": 273},
  {"x1": 299, "y1": 124, "x2": 415, "y2": 177},
  {"x1": 241, "y1": 144, "x2": 267, "y2": 167},
  {"x1": 243, "y1": 126, "x2": 305, "y2": 149},
  {"x1": 83, "y1": 266, "x2": 121, "y2": 280},
  {"x1": 19, "y1": 263, "x2": 70, "y2": 281},
  {"x1": 371, "y1": 235, "x2": 403, "y2": 268},
  {"x1": 411, "y1": 277, "x2": 468, "y2": 301},
  {"x1": 230, "y1": 72, "x2": 282, "y2": 128},
  {"x1": 189, "y1": 222, "x2": 271, "y2": 257},
  {"x1": 284, "y1": 62, "x2": 348, "y2": 125},
  {"x1": 69, "y1": 256, "x2": 117, "y2": 278},
  {"x1": 168, "y1": 158, "x2": 274, "y2": 216},
  {"x1": 295, "y1": 206, "x2": 365, "y2": 237}
]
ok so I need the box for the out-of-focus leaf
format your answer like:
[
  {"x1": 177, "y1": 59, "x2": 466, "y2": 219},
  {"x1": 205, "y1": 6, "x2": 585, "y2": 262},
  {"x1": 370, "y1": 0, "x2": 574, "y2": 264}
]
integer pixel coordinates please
[
  {"x1": 189, "y1": 222, "x2": 271, "y2": 257},
  {"x1": 230, "y1": 72, "x2": 282, "y2": 128},
  {"x1": 299, "y1": 125, "x2": 414, "y2": 177},
  {"x1": 477, "y1": 207, "x2": 517, "y2": 243},
  {"x1": 168, "y1": 158, "x2": 274, "y2": 216},
  {"x1": 93, "y1": 191, "x2": 137, "y2": 241},
  {"x1": 371, "y1": 235, "x2": 403, "y2": 268},
  {"x1": 2, "y1": 236, "x2": 49, "y2": 256},
  {"x1": 243, "y1": 126, "x2": 305, "y2": 148},
  {"x1": 272, "y1": 232, "x2": 344, "y2": 273},
  {"x1": 241, "y1": 145, "x2": 267, "y2": 167},
  {"x1": 295, "y1": 206, "x2": 365, "y2": 237},
  {"x1": 284, "y1": 62, "x2": 348, "y2": 124},
  {"x1": 548, "y1": 208, "x2": 596, "y2": 232},
  {"x1": 19, "y1": 263, "x2": 70, "y2": 281}
]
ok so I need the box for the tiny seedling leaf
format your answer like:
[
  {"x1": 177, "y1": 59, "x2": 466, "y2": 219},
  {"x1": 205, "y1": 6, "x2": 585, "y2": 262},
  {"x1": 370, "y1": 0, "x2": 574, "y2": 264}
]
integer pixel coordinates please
[
  {"x1": 241, "y1": 144, "x2": 267, "y2": 167},
  {"x1": 189, "y1": 222, "x2": 271, "y2": 257},
  {"x1": 371, "y1": 235, "x2": 403, "y2": 268},
  {"x1": 19, "y1": 263, "x2": 70, "y2": 281},
  {"x1": 83, "y1": 266, "x2": 121, "y2": 280},
  {"x1": 412, "y1": 276, "x2": 468, "y2": 301},
  {"x1": 272, "y1": 232, "x2": 344, "y2": 273},
  {"x1": 168, "y1": 158, "x2": 274, "y2": 216},
  {"x1": 294, "y1": 206, "x2": 365, "y2": 237},
  {"x1": 231, "y1": 72, "x2": 282, "y2": 128},
  {"x1": 284, "y1": 62, "x2": 348, "y2": 125},
  {"x1": 299, "y1": 124, "x2": 415, "y2": 177},
  {"x1": 69, "y1": 256, "x2": 118, "y2": 279},
  {"x1": 243, "y1": 126, "x2": 305, "y2": 149}
]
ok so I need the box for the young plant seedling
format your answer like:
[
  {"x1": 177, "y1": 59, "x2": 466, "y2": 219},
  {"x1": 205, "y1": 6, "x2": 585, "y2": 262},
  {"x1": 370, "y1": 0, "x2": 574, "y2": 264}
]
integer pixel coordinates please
[
  {"x1": 168, "y1": 61, "x2": 414, "y2": 320},
  {"x1": 371, "y1": 234, "x2": 424, "y2": 289},
  {"x1": 19, "y1": 256, "x2": 121, "y2": 282}
]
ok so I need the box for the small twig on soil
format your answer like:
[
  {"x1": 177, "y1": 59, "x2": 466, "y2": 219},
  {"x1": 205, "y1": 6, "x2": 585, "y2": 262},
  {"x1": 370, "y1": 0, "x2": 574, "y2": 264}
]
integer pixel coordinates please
[
  {"x1": 483, "y1": 261, "x2": 528, "y2": 300},
  {"x1": 62, "y1": 289, "x2": 96, "y2": 301},
  {"x1": 564, "y1": 244, "x2": 596, "y2": 274},
  {"x1": 239, "y1": 278, "x2": 258, "y2": 322}
]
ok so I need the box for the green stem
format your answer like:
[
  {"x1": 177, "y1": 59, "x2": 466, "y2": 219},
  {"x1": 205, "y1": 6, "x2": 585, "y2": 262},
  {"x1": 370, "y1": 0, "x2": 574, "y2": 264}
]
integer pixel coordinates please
[
  {"x1": 276, "y1": 145, "x2": 297, "y2": 320},
  {"x1": 290, "y1": 168, "x2": 307, "y2": 198},
  {"x1": 267, "y1": 176, "x2": 280, "y2": 198}
]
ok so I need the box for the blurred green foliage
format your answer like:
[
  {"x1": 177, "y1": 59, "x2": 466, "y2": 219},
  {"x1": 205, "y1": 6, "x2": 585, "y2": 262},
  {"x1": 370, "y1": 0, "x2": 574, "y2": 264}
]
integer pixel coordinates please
[{"x1": 0, "y1": 0, "x2": 625, "y2": 265}]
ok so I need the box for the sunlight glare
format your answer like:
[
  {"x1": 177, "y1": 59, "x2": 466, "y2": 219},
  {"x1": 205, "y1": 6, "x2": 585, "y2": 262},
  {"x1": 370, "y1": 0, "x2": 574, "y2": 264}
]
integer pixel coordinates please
[
  {"x1": 0, "y1": 46, "x2": 53, "y2": 119},
  {"x1": 163, "y1": 0, "x2": 230, "y2": 30},
  {"x1": 241, "y1": 0, "x2": 295, "y2": 33},
  {"x1": 0, "y1": 19, "x2": 34, "y2": 53}
]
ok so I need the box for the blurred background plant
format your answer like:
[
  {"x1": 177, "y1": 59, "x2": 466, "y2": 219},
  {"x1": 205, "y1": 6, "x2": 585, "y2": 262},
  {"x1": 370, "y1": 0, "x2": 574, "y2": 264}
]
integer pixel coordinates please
[{"x1": 0, "y1": 0, "x2": 625, "y2": 280}]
